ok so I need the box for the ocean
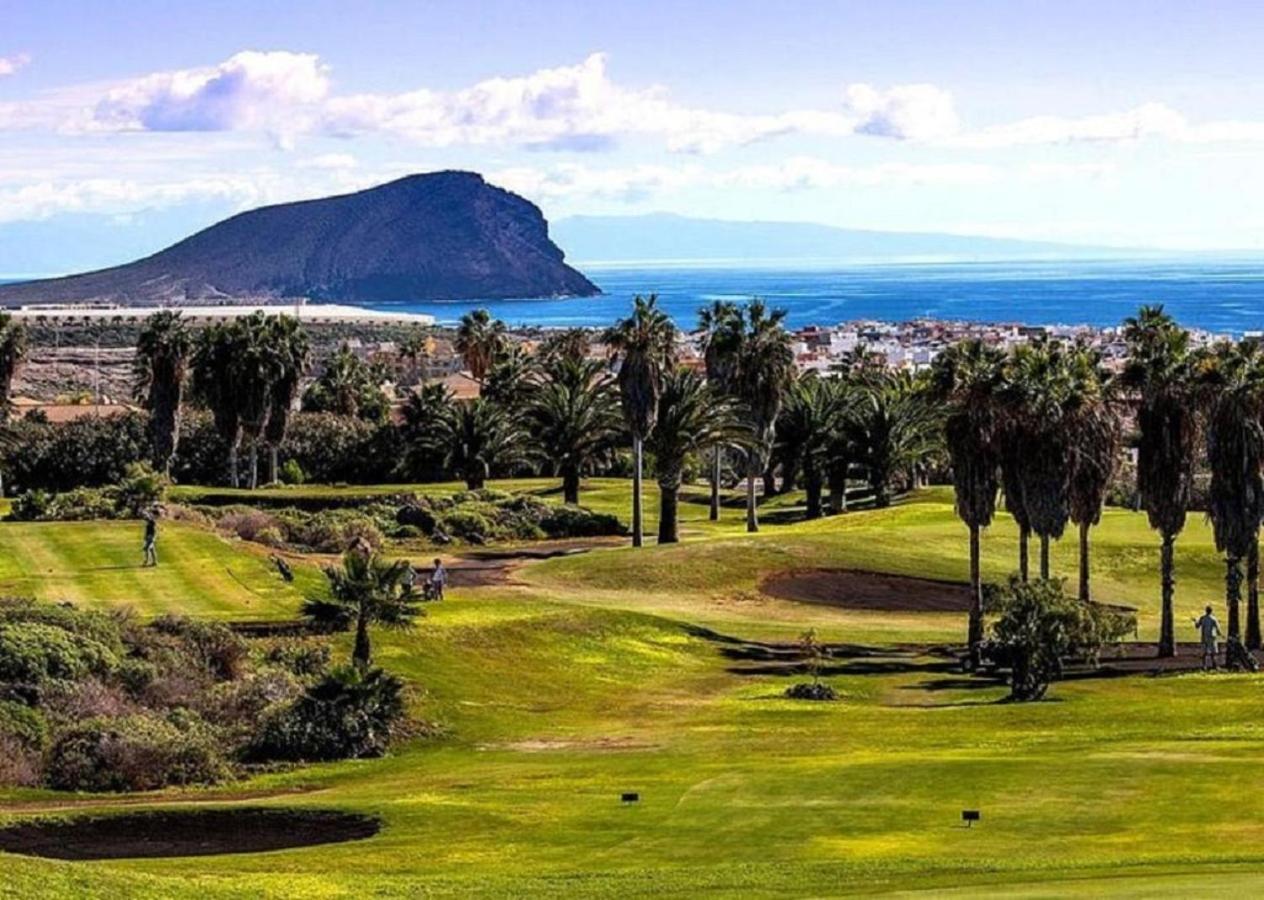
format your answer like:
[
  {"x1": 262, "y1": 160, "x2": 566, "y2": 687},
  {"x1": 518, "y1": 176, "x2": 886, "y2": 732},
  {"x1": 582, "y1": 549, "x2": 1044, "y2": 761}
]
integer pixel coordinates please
[{"x1": 7, "y1": 258, "x2": 1264, "y2": 334}]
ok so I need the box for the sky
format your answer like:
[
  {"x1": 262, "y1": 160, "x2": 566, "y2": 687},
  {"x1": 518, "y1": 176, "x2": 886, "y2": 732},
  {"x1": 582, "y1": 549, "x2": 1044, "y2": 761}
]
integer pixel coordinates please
[{"x1": 4, "y1": 0, "x2": 1264, "y2": 272}]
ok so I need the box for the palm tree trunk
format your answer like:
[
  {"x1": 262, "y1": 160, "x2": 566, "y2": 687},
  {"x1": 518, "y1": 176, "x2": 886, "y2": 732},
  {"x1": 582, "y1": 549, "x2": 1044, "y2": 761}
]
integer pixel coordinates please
[
  {"x1": 353, "y1": 610, "x2": 371, "y2": 670},
  {"x1": 1078, "y1": 521, "x2": 1091, "y2": 603},
  {"x1": 658, "y1": 484, "x2": 679, "y2": 544},
  {"x1": 1227, "y1": 555, "x2": 1243, "y2": 641},
  {"x1": 269, "y1": 445, "x2": 279, "y2": 485},
  {"x1": 968, "y1": 523, "x2": 983, "y2": 655},
  {"x1": 632, "y1": 436, "x2": 645, "y2": 547},
  {"x1": 1019, "y1": 525, "x2": 1030, "y2": 582},
  {"x1": 1248, "y1": 539, "x2": 1261, "y2": 650},
  {"x1": 804, "y1": 468, "x2": 823, "y2": 519},
  {"x1": 746, "y1": 452, "x2": 759, "y2": 533},
  {"x1": 249, "y1": 443, "x2": 259, "y2": 490},
  {"x1": 229, "y1": 444, "x2": 239, "y2": 488},
  {"x1": 1040, "y1": 534, "x2": 1050, "y2": 580},
  {"x1": 1158, "y1": 532, "x2": 1176, "y2": 657},
  {"x1": 828, "y1": 460, "x2": 847, "y2": 515},
  {"x1": 762, "y1": 462, "x2": 777, "y2": 499},
  {"x1": 562, "y1": 464, "x2": 580, "y2": 505},
  {"x1": 709, "y1": 446, "x2": 721, "y2": 522}
]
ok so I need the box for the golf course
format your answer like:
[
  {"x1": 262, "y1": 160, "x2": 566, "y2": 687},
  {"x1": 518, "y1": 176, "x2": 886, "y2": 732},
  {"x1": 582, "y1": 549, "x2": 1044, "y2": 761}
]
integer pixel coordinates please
[{"x1": 1, "y1": 478, "x2": 1261, "y2": 897}]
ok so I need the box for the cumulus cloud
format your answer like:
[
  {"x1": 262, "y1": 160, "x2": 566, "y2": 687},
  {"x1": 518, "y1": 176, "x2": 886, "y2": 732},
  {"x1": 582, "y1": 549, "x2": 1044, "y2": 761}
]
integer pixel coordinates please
[
  {"x1": 951, "y1": 102, "x2": 1189, "y2": 148},
  {"x1": 0, "y1": 53, "x2": 31, "y2": 77},
  {"x1": 0, "y1": 176, "x2": 264, "y2": 223},
  {"x1": 841, "y1": 83, "x2": 959, "y2": 141}
]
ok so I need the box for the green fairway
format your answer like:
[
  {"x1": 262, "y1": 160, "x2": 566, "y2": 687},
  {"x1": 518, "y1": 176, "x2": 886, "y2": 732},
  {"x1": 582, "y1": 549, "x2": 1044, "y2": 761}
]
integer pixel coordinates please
[{"x1": 2, "y1": 484, "x2": 1263, "y2": 897}]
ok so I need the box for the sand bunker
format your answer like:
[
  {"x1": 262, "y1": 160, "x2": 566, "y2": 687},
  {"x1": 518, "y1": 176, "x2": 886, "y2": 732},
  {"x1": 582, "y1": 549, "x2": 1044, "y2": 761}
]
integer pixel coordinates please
[
  {"x1": 0, "y1": 808, "x2": 380, "y2": 860},
  {"x1": 762, "y1": 568, "x2": 975, "y2": 612}
]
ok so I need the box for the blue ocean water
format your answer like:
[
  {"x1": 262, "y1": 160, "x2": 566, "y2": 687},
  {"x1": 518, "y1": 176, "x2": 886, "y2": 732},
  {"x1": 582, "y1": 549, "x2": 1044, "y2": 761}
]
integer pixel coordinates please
[{"x1": 361, "y1": 258, "x2": 1264, "y2": 335}]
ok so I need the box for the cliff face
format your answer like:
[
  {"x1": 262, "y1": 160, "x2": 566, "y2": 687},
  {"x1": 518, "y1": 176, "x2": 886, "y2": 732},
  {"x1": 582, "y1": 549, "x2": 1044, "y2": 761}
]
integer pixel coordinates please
[{"x1": 0, "y1": 172, "x2": 599, "y2": 305}]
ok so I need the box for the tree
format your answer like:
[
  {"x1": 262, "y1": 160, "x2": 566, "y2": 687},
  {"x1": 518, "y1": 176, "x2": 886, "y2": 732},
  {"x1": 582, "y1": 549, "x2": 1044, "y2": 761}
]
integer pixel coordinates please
[
  {"x1": 303, "y1": 344, "x2": 389, "y2": 422},
  {"x1": 1065, "y1": 348, "x2": 1122, "y2": 604},
  {"x1": 848, "y1": 369, "x2": 940, "y2": 509},
  {"x1": 233, "y1": 312, "x2": 285, "y2": 490},
  {"x1": 133, "y1": 311, "x2": 191, "y2": 476},
  {"x1": 526, "y1": 356, "x2": 622, "y2": 504},
  {"x1": 987, "y1": 576, "x2": 1134, "y2": 701},
  {"x1": 191, "y1": 322, "x2": 243, "y2": 486},
  {"x1": 262, "y1": 315, "x2": 310, "y2": 485},
  {"x1": 483, "y1": 343, "x2": 536, "y2": 413},
  {"x1": 931, "y1": 340, "x2": 1006, "y2": 653},
  {"x1": 399, "y1": 382, "x2": 455, "y2": 481},
  {"x1": 697, "y1": 301, "x2": 742, "y2": 521},
  {"x1": 731, "y1": 300, "x2": 795, "y2": 532},
  {"x1": 1122, "y1": 306, "x2": 1200, "y2": 657},
  {"x1": 646, "y1": 368, "x2": 744, "y2": 543},
  {"x1": 455, "y1": 309, "x2": 508, "y2": 386},
  {"x1": 777, "y1": 374, "x2": 845, "y2": 519},
  {"x1": 1200, "y1": 341, "x2": 1264, "y2": 648},
  {"x1": 0, "y1": 313, "x2": 28, "y2": 422},
  {"x1": 603, "y1": 295, "x2": 677, "y2": 547},
  {"x1": 537, "y1": 328, "x2": 592, "y2": 367},
  {"x1": 436, "y1": 398, "x2": 530, "y2": 490},
  {"x1": 303, "y1": 551, "x2": 423, "y2": 670},
  {"x1": 397, "y1": 325, "x2": 433, "y2": 386}
]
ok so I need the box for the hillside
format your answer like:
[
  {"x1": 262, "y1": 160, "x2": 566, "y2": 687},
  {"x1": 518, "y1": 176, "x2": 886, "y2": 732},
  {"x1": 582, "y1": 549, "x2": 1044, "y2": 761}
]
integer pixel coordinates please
[{"x1": 0, "y1": 172, "x2": 599, "y2": 306}]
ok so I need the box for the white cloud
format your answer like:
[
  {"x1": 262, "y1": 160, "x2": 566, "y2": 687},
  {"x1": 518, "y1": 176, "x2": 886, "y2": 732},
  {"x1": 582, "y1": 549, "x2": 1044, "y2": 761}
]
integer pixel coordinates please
[
  {"x1": 951, "y1": 102, "x2": 1188, "y2": 148},
  {"x1": 0, "y1": 176, "x2": 264, "y2": 223},
  {"x1": 841, "y1": 83, "x2": 959, "y2": 141},
  {"x1": 296, "y1": 152, "x2": 357, "y2": 170},
  {"x1": 0, "y1": 53, "x2": 31, "y2": 77}
]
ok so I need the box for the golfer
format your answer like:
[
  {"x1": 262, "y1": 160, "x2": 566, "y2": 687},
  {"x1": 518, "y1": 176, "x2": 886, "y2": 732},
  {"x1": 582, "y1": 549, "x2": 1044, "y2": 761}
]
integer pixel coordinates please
[
  {"x1": 1194, "y1": 606, "x2": 1222, "y2": 670},
  {"x1": 429, "y1": 558, "x2": 447, "y2": 601},
  {"x1": 142, "y1": 509, "x2": 158, "y2": 567}
]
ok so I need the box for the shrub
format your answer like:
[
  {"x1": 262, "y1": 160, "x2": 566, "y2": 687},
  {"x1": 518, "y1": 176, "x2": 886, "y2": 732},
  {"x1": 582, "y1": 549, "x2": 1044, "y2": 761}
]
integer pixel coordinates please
[
  {"x1": 539, "y1": 504, "x2": 623, "y2": 538},
  {"x1": 251, "y1": 666, "x2": 406, "y2": 762},
  {"x1": 115, "y1": 462, "x2": 166, "y2": 515},
  {"x1": 45, "y1": 712, "x2": 231, "y2": 792},
  {"x1": 279, "y1": 458, "x2": 306, "y2": 485},
  {"x1": 0, "y1": 734, "x2": 42, "y2": 787},
  {"x1": 0, "y1": 700, "x2": 49, "y2": 753},
  {"x1": 216, "y1": 507, "x2": 283, "y2": 543},
  {"x1": 0, "y1": 622, "x2": 119, "y2": 684},
  {"x1": 261, "y1": 638, "x2": 331, "y2": 677},
  {"x1": 437, "y1": 509, "x2": 493, "y2": 543},
  {"x1": 150, "y1": 617, "x2": 247, "y2": 681}
]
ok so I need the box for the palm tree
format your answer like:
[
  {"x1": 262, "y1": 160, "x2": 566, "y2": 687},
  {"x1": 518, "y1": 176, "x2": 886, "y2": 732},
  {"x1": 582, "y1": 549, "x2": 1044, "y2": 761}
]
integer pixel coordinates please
[
  {"x1": 0, "y1": 313, "x2": 28, "y2": 422},
  {"x1": 1122, "y1": 305, "x2": 1199, "y2": 657},
  {"x1": 697, "y1": 301, "x2": 742, "y2": 521},
  {"x1": 526, "y1": 356, "x2": 622, "y2": 504},
  {"x1": 731, "y1": 300, "x2": 795, "y2": 532},
  {"x1": 777, "y1": 374, "x2": 845, "y2": 519},
  {"x1": 133, "y1": 311, "x2": 191, "y2": 476},
  {"x1": 191, "y1": 322, "x2": 243, "y2": 486},
  {"x1": 848, "y1": 369, "x2": 940, "y2": 509},
  {"x1": 398, "y1": 325, "x2": 432, "y2": 386},
  {"x1": 436, "y1": 398, "x2": 530, "y2": 490},
  {"x1": 263, "y1": 315, "x2": 310, "y2": 484},
  {"x1": 646, "y1": 368, "x2": 745, "y2": 543},
  {"x1": 483, "y1": 343, "x2": 537, "y2": 413},
  {"x1": 998, "y1": 430, "x2": 1035, "y2": 581},
  {"x1": 304, "y1": 551, "x2": 423, "y2": 670},
  {"x1": 603, "y1": 295, "x2": 677, "y2": 547},
  {"x1": 1200, "y1": 341, "x2": 1264, "y2": 646},
  {"x1": 400, "y1": 382, "x2": 455, "y2": 481},
  {"x1": 455, "y1": 309, "x2": 508, "y2": 386},
  {"x1": 304, "y1": 344, "x2": 388, "y2": 421},
  {"x1": 931, "y1": 340, "x2": 1006, "y2": 652},
  {"x1": 1066, "y1": 348, "x2": 1122, "y2": 604},
  {"x1": 234, "y1": 312, "x2": 284, "y2": 490},
  {"x1": 538, "y1": 328, "x2": 592, "y2": 367}
]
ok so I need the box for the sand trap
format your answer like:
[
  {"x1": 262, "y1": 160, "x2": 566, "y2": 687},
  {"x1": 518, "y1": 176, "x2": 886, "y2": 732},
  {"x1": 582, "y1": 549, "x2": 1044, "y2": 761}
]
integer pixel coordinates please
[
  {"x1": 0, "y1": 808, "x2": 380, "y2": 860},
  {"x1": 762, "y1": 568, "x2": 975, "y2": 612}
]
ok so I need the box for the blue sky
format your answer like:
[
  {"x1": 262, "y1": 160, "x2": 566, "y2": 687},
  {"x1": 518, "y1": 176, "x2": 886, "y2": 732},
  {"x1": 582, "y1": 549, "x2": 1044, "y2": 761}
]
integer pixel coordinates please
[{"x1": 3, "y1": 0, "x2": 1264, "y2": 269}]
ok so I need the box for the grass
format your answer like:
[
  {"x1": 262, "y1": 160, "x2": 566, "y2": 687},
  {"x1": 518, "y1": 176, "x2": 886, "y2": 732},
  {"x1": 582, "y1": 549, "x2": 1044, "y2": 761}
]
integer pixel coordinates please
[{"x1": 1, "y1": 481, "x2": 1262, "y2": 897}]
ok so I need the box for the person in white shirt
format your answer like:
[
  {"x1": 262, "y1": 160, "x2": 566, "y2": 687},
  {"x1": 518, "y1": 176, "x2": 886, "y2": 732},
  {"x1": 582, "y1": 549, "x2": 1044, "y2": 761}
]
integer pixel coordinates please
[
  {"x1": 1194, "y1": 606, "x2": 1221, "y2": 670},
  {"x1": 429, "y1": 558, "x2": 447, "y2": 601}
]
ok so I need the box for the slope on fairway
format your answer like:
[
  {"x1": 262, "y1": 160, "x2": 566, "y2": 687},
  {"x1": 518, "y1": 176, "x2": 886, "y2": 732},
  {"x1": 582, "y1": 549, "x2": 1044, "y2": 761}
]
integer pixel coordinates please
[{"x1": 0, "y1": 519, "x2": 316, "y2": 619}]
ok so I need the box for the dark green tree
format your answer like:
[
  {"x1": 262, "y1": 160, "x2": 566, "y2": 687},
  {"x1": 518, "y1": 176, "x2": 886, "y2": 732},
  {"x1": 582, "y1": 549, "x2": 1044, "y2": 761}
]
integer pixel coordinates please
[{"x1": 133, "y1": 311, "x2": 191, "y2": 475}]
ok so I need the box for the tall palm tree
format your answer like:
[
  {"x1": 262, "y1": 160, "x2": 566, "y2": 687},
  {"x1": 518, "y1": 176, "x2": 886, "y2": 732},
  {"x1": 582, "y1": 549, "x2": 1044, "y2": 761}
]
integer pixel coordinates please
[
  {"x1": 732, "y1": 299, "x2": 795, "y2": 532},
  {"x1": 777, "y1": 374, "x2": 845, "y2": 519},
  {"x1": 603, "y1": 295, "x2": 677, "y2": 547},
  {"x1": 1200, "y1": 341, "x2": 1264, "y2": 646},
  {"x1": 931, "y1": 340, "x2": 1006, "y2": 653},
  {"x1": 526, "y1": 356, "x2": 622, "y2": 504},
  {"x1": 400, "y1": 382, "x2": 455, "y2": 481},
  {"x1": 998, "y1": 433, "x2": 1034, "y2": 581},
  {"x1": 1122, "y1": 305, "x2": 1199, "y2": 657},
  {"x1": 303, "y1": 551, "x2": 423, "y2": 670},
  {"x1": 436, "y1": 398, "x2": 530, "y2": 490},
  {"x1": 483, "y1": 343, "x2": 537, "y2": 413},
  {"x1": 647, "y1": 368, "x2": 745, "y2": 543},
  {"x1": 304, "y1": 344, "x2": 389, "y2": 421},
  {"x1": 1065, "y1": 348, "x2": 1122, "y2": 603},
  {"x1": 133, "y1": 310, "x2": 191, "y2": 476},
  {"x1": 233, "y1": 312, "x2": 284, "y2": 490},
  {"x1": 848, "y1": 369, "x2": 941, "y2": 509},
  {"x1": 697, "y1": 301, "x2": 742, "y2": 521},
  {"x1": 263, "y1": 315, "x2": 310, "y2": 484},
  {"x1": 455, "y1": 309, "x2": 508, "y2": 386},
  {"x1": 191, "y1": 322, "x2": 242, "y2": 486},
  {"x1": 0, "y1": 313, "x2": 28, "y2": 422}
]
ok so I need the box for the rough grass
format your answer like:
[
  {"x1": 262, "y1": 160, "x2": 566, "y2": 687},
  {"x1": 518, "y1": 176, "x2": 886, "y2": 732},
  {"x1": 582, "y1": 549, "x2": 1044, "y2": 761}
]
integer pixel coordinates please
[{"x1": 0, "y1": 482, "x2": 1261, "y2": 897}]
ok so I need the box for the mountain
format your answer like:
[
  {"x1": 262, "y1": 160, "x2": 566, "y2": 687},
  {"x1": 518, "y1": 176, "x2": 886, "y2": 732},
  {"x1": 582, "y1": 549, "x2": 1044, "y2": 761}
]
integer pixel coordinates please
[
  {"x1": 551, "y1": 213, "x2": 1139, "y2": 263},
  {"x1": 0, "y1": 172, "x2": 599, "y2": 306}
]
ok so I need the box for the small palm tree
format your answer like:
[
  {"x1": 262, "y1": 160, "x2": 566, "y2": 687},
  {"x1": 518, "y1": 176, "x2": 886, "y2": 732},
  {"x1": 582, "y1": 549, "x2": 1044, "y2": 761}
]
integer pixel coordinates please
[
  {"x1": 1122, "y1": 305, "x2": 1200, "y2": 657},
  {"x1": 191, "y1": 322, "x2": 243, "y2": 486},
  {"x1": 0, "y1": 313, "x2": 29, "y2": 422},
  {"x1": 646, "y1": 368, "x2": 745, "y2": 543},
  {"x1": 777, "y1": 374, "x2": 846, "y2": 519},
  {"x1": 931, "y1": 339, "x2": 1005, "y2": 653},
  {"x1": 732, "y1": 300, "x2": 795, "y2": 532},
  {"x1": 455, "y1": 309, "x2": 508, "y2": 386},
  {"x1": 603, "y1": 295, "x2": 677, "y2": 547},
  {"x1": 304, "y1": 551, "x2": 423, "y2": 670},
  {"x1": 848, "y1": 369, "x2": 941, "y2": 509},
  {"x1": 263, "y1": 315, "x2": 310, "y2": 484},
  {"x1": 697, "y1": 301, "x2": 742, "y2": 520},
  {"x1": 133, "y1": 311, "x2": 191, "y2": 476},
  {"x1": 483, "y1": 343, "x2": 537, "y2": 412},
  {"x1": 526, "y1": 356, "x2": 622, "y2": 504},
  {"x1": 304, "y1": 344, "x2": 389, "y2": 421},
  {"x1": 437, "y1": 398, "x2": 530, "y2": 490}
]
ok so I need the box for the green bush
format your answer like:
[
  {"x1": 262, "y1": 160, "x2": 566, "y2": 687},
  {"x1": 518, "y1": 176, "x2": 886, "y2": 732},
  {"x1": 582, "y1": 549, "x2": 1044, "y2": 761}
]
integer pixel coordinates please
[
  {"x1": 261, "y1": 638, "x2": 331, "y2": 677},
  {"x1": 45, "y1": 711, "x2": 231, "y2": 792},
  {"x1": 0, "y1": 700, "x2": 49, "y2": 753},
  {"x1": 149, "y1": 617, "x2": 247, "y2": 681},
  {"x1": 438, "y1": 508, "x2": 494, "y2": 543},
  {"x1": 279, "y1": 458, "x2": 306, "y2": 485},
  {"x1": 539, "y1": 504, "x2": 623, "y2": 538},
  {"x1": 0, "y1": 622, "x2": 118, "y2": 684}
]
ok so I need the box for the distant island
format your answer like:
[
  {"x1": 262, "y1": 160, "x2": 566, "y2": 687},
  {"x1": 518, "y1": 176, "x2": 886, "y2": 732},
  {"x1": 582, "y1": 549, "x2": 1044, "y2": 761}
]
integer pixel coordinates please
[
  {"x1": 0, "y1": 172, "x2": 599, "y2": 307},
  {"x1": 551, "y1": 213, "x2": 1144, "y2": 264}
]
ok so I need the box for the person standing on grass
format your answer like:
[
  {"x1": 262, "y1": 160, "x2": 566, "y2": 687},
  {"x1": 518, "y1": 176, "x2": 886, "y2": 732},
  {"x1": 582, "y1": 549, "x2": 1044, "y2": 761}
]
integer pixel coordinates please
[
  {"x1": 429, "y1": 558, "x2": 447, "y2": 601},
  {"x1": 141, "y1": 509, "x2": 158, "y2": 567},
  {"x1": 1195, "y1": 606, "x2": 1222, "y2": 670}
]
